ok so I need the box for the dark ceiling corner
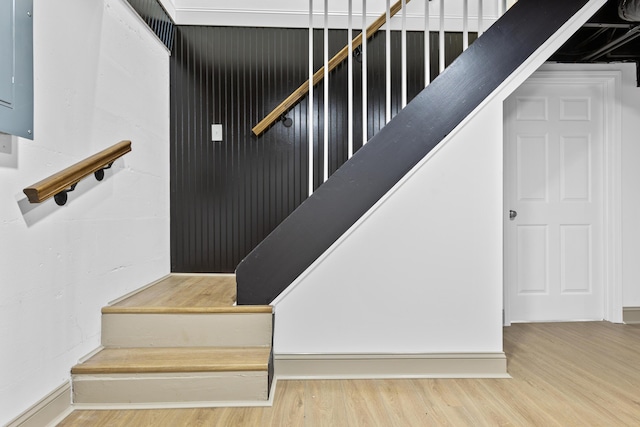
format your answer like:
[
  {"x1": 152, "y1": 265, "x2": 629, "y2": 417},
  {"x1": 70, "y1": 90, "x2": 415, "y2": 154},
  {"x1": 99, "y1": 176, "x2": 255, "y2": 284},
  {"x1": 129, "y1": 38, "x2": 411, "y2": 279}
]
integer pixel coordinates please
[{"x1": 550, "y1": 0, "x2": 640, "y2": 84}]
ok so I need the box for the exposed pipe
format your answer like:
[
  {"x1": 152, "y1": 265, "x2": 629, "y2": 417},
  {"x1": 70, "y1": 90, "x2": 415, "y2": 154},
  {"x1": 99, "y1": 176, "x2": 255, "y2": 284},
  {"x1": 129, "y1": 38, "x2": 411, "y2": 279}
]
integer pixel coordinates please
[{"x1": 581, "y1": 26, "x2": 640, "y2": 62}]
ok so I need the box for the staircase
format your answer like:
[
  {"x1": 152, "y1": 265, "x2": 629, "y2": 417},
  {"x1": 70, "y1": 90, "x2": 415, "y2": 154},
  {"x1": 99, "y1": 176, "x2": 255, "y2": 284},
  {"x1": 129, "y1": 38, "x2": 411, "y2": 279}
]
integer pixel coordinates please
[
  {"x1": 71, "y1": 274, "x2": 274, "y2": 408},
  {"x1": 236, "y1": 0, "x2": 607, "y2": 305}
]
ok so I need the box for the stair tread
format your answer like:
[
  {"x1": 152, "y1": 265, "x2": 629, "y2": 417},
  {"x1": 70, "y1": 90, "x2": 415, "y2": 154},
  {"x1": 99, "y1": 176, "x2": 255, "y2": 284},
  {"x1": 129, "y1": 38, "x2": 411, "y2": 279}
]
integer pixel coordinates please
[
  {"x1": 72, "y1": 347, "x2": 271, "y2": 375},
  {"x1": 110, "y1": 274, "x2": 238, "y2": 309},
  {"x1": 102, "y1": 305, "x2": 273, "y2": 314}
]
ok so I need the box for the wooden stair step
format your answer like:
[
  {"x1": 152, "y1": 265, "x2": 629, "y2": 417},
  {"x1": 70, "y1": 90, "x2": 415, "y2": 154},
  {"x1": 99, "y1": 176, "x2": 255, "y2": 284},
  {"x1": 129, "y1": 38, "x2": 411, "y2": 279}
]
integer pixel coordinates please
[
  {"x1": 72, "y1": 347, "x2": 271, "y2": 375},
  {"x1": 110, "y1": 274, "x2": 238, "y2": 309},
  {"x1": 72, "y1": 274, "x2": 275, "y2": 406}
]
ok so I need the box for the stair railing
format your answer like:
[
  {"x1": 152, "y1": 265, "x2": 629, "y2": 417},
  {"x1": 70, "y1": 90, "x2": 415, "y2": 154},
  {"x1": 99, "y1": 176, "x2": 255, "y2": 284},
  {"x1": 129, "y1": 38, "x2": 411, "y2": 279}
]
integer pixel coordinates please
[
  {"x1": 23, "y1": 140, "x2": 132, "y2": 206},
  {"x1": 237, "y1": 0, "x2": 598, "y2": 305},
  {"x1": 254, "y1": 0, "x2": 511, "y2": 197}
]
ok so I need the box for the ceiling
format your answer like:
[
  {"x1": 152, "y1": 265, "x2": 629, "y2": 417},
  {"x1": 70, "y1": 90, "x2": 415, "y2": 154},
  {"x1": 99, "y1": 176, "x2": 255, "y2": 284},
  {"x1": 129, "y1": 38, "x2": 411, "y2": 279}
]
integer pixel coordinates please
[{"x1": 551, "y1": 0, "x2": 640, "y2": 66}]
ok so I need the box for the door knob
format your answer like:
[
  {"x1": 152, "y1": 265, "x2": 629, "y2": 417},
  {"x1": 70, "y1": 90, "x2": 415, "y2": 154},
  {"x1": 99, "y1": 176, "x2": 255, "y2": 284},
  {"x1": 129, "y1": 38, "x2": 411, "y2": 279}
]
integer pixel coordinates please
[{"x1": 509, "y1": 210, "x2": 518, "y2": 220}]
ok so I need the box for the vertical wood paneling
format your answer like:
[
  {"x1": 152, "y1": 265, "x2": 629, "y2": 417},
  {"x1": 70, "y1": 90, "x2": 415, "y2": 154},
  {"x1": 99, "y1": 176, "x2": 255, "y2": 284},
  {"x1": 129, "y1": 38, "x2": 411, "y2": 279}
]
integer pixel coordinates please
[{"x1": 171, "y1": 26, "x2": 474, "y2": 272}]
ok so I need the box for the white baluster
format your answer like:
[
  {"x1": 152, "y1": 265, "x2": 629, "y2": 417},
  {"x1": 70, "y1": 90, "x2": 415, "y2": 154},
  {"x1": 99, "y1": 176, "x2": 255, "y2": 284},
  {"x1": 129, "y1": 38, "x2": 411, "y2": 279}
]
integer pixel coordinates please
[
  {"x1": 439, "y1": 0, "x2": 445, "y2": 73},
  {"x1": 348, "y1": 0, "x2": 353, "y2": 158},
  {"x1": 401, "y1": 0, "x2": 407, "y2": 108},
  {"x1": 362, "y1": 0, "x2": 368, "y2": 145},
  {"x1": 424, "y1": 0, "x2": 430, "y2": 87},
  {"x1": 478, "y1": 0, "x2": 484, "y2": 36},
  {"x1": 386, "y1": 0, "x2": 391, "y2": 124},
  {"x1": 463, "y1": 0, "x2": 469, "y2": 51},
  {"x1": 323, "y1": 0, "x2": 329, "y2": 182},
  {"x1": 308, "y1": 0, "x2": 314, "y2": 196}
]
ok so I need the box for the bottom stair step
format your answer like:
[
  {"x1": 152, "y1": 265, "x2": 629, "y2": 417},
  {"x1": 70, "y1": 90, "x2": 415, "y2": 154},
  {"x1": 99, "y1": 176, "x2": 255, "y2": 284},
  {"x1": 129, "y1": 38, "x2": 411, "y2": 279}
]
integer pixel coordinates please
[
  {"x1": 72, "y1": 347, "x2": 271, "y2": 374},
  {"x1": 71, "y1": 347, "x2": 271, "y2": 405}
]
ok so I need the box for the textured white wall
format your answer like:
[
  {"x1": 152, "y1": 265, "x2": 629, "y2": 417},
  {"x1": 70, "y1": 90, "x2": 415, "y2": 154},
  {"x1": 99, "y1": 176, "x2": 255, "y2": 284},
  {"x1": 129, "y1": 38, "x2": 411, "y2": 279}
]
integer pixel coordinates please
[{"x1": 0, "y1": 0, "x2": 170, "y2": 424}]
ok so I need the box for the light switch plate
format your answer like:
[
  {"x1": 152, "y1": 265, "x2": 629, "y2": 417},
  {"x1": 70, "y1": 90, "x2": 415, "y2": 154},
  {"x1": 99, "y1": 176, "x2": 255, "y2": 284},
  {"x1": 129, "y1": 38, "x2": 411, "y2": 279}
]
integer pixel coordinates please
[
  {"x1": 211, "y1": 124, "x2": 223, "y2": 142},
  {"x1": 0, "y1": 132, "x2": 11, "y2": 154}
]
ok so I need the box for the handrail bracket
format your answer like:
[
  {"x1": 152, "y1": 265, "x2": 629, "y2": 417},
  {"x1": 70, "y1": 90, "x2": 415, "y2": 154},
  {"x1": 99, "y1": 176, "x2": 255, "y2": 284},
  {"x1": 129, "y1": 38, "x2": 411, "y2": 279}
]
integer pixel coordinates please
[{"x1": 54, "y1": 183, "x2": 78, "y2": 206}]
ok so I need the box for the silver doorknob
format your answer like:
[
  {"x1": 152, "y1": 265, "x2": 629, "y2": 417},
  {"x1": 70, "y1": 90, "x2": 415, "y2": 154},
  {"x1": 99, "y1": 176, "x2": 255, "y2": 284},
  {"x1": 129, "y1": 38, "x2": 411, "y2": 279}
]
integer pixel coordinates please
[{"x1": 509, "y1": 210, "x2": 517, "y2": 220}]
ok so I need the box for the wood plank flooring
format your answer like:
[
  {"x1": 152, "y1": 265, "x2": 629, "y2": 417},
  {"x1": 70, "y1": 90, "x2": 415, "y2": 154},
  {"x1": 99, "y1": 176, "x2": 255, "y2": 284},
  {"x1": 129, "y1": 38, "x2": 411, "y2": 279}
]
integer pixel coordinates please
[{"x1": 58, "y1": 322, "x2": 640, "y2": 426}]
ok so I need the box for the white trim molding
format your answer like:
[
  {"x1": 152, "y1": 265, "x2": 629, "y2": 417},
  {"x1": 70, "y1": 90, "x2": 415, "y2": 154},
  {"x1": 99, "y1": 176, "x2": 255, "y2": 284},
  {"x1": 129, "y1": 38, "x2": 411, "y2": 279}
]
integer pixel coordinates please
[
  {"x1": 6, "y1": 383, "x2": 72, "y2": 427},
  {"x1": 623, "y1": 307, "x2": 640, "y2": 324},
  {"x1": 157, "y1": 0, "x2": 177, "y2": 21},
  {"x1": 274, "y1": 353, "x2": 509, "y2": 379},
  {"x1": 172, "y1": 9, "x2": 497, "y2": 31},
  {"x1": 168, "y1": 0, "x2": 504, "y2": 29}
]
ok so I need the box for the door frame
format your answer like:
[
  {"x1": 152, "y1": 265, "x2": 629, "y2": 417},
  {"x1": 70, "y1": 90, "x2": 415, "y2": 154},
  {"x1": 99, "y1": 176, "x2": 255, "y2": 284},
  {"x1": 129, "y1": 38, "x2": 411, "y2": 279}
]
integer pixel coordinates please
[{"x1": 503, "y1": 66, "x2": 622, "y2": 325}]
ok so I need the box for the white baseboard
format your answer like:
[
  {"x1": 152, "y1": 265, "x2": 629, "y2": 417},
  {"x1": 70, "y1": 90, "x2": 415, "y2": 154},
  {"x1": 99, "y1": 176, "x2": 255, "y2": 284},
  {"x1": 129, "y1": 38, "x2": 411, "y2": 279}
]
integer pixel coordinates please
[
  {"x1": 274, "y1": 352, "x2": 509, "y2": 379},
  {"x1": 623, "y1": 307, "x2": 640, "y2": 324},
  {"x1": 6, "y1": 382, "x2": 72, "y2": 427}
]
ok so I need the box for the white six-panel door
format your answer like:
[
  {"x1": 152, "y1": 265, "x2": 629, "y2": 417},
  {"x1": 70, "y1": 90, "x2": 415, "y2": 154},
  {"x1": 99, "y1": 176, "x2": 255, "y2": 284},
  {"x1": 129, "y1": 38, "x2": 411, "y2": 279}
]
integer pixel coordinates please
[{"x1": 505, "y1": 78, "x2": 605, "y2": 322}]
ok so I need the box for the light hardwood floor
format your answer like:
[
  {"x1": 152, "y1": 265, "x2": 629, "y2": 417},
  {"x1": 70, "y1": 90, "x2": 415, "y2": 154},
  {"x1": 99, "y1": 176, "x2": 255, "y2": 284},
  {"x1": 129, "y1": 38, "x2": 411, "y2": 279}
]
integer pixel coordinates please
[{"x1": 58, "y1": 322, "x2": 640, "y2": 426}]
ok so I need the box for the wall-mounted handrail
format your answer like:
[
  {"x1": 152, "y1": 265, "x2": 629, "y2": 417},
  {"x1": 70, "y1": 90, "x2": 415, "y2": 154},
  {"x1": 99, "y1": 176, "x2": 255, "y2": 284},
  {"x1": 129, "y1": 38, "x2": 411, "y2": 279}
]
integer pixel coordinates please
[
  {"x1": 252, "y1": 0, "x2": 412, "y2": 136},
  {"x1": 23, "y1": 140, "x2": 132, "y2": 206}
]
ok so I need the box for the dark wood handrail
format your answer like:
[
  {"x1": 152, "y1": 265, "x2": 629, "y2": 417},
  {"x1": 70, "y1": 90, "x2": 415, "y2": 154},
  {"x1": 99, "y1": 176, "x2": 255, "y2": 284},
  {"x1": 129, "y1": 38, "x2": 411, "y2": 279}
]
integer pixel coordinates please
[
  {"x1": 252, "y1": 0, "x2": 412, "y2": 136},
  {"x1": 23, "y1": 140, "x2": 132, "y2": 205}
]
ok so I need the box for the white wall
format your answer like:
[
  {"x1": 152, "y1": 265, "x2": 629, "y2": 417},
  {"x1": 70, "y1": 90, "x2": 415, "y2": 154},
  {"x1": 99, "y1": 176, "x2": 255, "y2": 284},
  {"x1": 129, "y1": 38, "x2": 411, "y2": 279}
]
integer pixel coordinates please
[
  {"x1": 0, "y1": 0, "x2": 170, "y2": 424},
  {"x1": 619, "y1": 65, "x2": 640, "y2": 307},
  {"x1": 273, "y1": 62, "x2": 640, "y2": 355},
  {"x1": 273, "y1": 101, "x2": 504, "y2": 354}
]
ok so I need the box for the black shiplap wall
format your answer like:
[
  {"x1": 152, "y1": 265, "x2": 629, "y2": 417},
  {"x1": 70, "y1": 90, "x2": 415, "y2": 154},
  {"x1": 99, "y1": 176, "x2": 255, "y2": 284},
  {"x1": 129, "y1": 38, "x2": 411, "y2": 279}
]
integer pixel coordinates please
[
  {"x1": 171, "y1": 26, "x2": 473, "y2": 272},
  {"x1": 126, "y1": 0, "x2": 175, "y2": 49}
]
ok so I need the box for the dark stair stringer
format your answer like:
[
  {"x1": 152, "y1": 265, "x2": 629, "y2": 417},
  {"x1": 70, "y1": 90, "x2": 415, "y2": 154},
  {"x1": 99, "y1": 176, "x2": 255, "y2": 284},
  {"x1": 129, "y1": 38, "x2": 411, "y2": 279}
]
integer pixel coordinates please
[{"x1": 236, "y1": 0, "x2": 596, "y2": 305}]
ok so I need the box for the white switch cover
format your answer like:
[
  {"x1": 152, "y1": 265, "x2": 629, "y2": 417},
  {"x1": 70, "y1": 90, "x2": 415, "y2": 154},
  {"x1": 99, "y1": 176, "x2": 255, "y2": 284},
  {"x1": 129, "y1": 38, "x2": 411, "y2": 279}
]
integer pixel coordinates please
[
  {"x1": 211, "y1": 124, "x2": 223, "y2": 141},
  {"x1": 0, "y1": 132, "x2": 12, "y2": 154}
]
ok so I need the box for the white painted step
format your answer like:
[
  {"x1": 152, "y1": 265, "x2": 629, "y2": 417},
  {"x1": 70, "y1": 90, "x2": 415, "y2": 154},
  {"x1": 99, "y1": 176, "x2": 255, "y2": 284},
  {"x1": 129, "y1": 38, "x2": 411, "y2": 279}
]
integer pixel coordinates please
[
  {"x1": 101, "y1": 306, "x2": 273, "y2": 348},
  {"x1": 71, "y1": 347, "x2": 271, "y2": 406}
]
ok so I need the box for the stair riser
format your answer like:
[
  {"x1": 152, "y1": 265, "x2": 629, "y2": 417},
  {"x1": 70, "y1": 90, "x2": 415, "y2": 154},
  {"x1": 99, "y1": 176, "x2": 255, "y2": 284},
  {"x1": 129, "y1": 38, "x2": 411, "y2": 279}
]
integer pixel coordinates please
[
  {"x1": 102, "y1": 313, "x2": 272, "y2": 347},
  {"x1": 72, "y1": 371, "x2": 268, "y2": 404}
]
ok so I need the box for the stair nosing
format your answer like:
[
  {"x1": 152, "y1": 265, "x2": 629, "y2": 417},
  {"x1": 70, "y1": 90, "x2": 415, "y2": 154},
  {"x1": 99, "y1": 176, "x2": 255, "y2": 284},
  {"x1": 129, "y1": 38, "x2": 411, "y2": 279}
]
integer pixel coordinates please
[
  {"x1": 72, "y1": 346, "x2": 271, "y2": 375},
  {"x1": 101, "y1": 306, "x2": 273, "y2": 314},
  {"x1": 71, "y1": 364, "x2": 269, "y2": 375}
]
